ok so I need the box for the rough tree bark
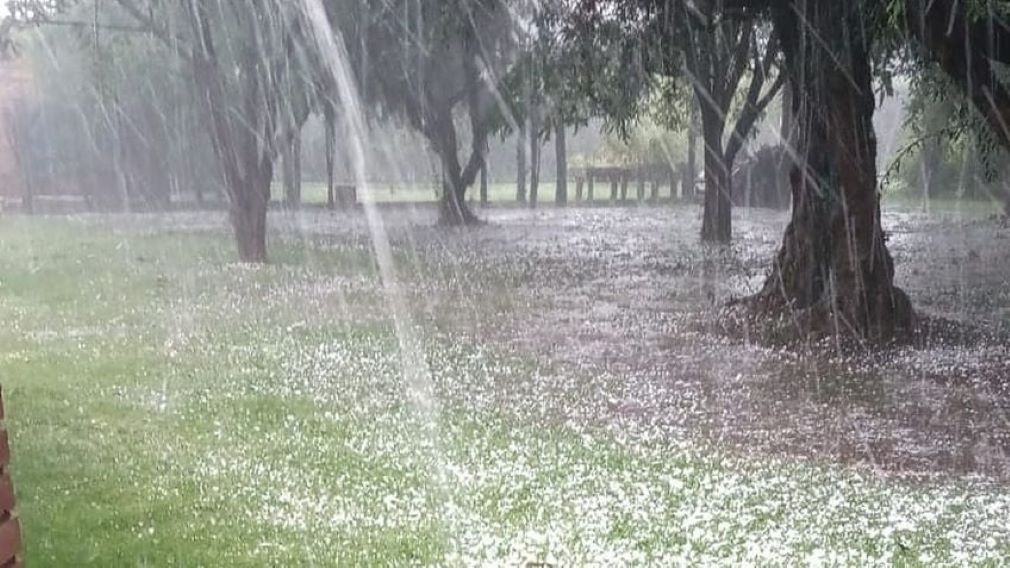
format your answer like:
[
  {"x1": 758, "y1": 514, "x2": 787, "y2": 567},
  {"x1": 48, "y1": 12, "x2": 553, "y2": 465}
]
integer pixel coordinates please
[{"x1": 747, "y1": 0, "x2": 913, "y2": 340}]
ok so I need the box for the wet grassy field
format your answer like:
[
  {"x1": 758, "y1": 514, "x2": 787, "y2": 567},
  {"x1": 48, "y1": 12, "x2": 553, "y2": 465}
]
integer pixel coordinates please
[{"x1": 2, "y1": 204, "x2": 1009, "y2": 565}]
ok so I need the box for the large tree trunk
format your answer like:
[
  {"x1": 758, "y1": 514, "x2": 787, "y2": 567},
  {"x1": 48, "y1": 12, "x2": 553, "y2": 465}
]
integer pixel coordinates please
[
  {"x1": 700, "y1": 106, "x2": 732, "y2": 243},
  {"x1": 230, "y1": 161, "x2": 272, "y2": 263},
  {"x1": 439, "y1": 159, "x2": 480, "y2": 225},
  {"x1": 186, "y1": 0, "x2": 279, "y2": 262},
  {"x1": 555, "y1": 121, "x2": 568, "y2": 205},
  {"x1": 430, "y1": 110, "x2": 479, "y2": 225},
  {"x1": 749, "y1": 0, "x2": 913, "y2": 340}
]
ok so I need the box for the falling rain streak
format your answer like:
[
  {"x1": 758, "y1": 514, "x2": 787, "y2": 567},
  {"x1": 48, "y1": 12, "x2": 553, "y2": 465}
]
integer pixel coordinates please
[{"x1": 0, "y1": 0, "x2": 1009, "y2": 565}]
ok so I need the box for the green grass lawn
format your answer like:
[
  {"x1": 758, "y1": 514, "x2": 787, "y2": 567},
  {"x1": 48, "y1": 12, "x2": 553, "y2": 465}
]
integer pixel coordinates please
[
  {"x1": 882, "y1": 192, "x2": 1005, "y2": 219},
  {"x1": 1, "y1": 216, "x2": 1008, "y2": 566}
]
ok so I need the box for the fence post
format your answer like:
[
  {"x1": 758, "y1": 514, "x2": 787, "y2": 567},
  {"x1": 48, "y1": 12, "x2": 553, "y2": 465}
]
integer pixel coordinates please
[{"x1": 0, "y1": 388, "x2": 22, "y2": 568}]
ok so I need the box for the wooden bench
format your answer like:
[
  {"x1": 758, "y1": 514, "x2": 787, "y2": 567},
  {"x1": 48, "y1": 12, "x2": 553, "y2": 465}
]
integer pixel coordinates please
[
  {"x1": 0, "y1": 388, "x2": 21, "y2": 568},
  {"x1": 571, "y1": 165, "x2": 676, "y2": 203}
]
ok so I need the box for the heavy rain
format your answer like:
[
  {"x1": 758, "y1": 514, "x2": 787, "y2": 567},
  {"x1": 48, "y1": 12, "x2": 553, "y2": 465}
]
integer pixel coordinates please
[{"x1": 1, "y1": 0, "x2": 1009, "y2": 566}]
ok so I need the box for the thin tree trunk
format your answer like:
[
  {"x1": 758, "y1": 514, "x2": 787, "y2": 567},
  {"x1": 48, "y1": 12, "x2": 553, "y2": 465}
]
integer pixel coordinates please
[
  {"x1": 700, "y1": 107, "x2": 731, "y2": 243},
  {"x1": 112, "y1": 101, "x2": 132, "y2": 213},
  {"x1": 780, "y1": 80, "x2": 794, "y2": 142},
  {"x1": 7, "y1": 115, "x2": 32, "y2": 214},
  {"x1": 777, "y1": 81, "x2": 795, "y2": 210},
  {"x1": 480, "y1": 162, "x2": 488, "y2": 205},
  {"x1": 283, "y1": 135, "x2": 302, "y2": 209},
  {"x1": 529, "y1": 109, "x2": 540, "y2": 208},
  {"x1": 686, "y1": 98, "x2": 698, "y2": 199},
  {"x1": 919, "y1": 136, "x2": 938, "y2": 213},
  {"x1": 555, "y1": 121, "x2": 567, "y2": 205},
  {"x1": 516, "y1": 122, "x2": 527, "y2": 203},
  {"x1": 325, "y1": 106, "x2": 336, "y2": 209}
]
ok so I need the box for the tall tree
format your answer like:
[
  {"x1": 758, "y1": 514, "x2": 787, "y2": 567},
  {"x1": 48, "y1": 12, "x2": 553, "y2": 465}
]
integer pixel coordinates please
[
  {"x1": 675, "y1": 1, "x2": 784, "y2": 243},
  {"x1": 328, "y1": 0, "x2": 516, "y2": 225},
  {"x1": 735, "y1": 0, "x2": 913, "y2": 339},
  {"x1": 570, "y1": 0, "x2": 1010, "y2": 340},
  {"x1": 113, "y1": 0, "x2": 315, "y2": 262},
  {"x1": 517, "y1": 0, "x2": 649, "y2": 207}
]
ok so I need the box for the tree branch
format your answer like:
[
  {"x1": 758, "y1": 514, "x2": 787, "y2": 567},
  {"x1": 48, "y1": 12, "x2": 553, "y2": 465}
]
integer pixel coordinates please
[
  {"x1": 724, "y1": 39, "x2": 784, "y2": 166},
  {"x1": 721, "y1": 23, "x2": 753, "y2": 109},
  {"x1": 113, "y1": 0, "x2": 193, "y2": 62},
  {"x1": 905, "y1": 0, "x2": 1010, "y2": 148}
]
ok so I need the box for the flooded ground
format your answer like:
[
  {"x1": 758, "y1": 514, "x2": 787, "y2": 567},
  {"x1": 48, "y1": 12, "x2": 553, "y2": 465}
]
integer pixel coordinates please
[
  {"x1": 6, "y1": 203, "x2": 1010, "y2": 565},
  {"x1": 82, "y1": 203, "x2": 1010, "y2": 481}
]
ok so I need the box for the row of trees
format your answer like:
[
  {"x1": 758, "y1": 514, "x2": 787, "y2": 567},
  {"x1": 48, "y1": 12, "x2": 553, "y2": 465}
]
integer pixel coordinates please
[
  {"x1": 563, "y1": 0, "x2": 1010, "y2": 339},
  {"x1": 8, "y1": 0, "x2": 1010, "y2": 341},
  {"x1": 8, "y1": 0, "x2": 787, "y2": 251}
]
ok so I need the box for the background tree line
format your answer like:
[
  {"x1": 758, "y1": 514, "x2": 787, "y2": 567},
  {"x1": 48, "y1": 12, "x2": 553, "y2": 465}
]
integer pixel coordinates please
[{"x1": 5, "y1": 0, "x2": 1010, "y2": 342}]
